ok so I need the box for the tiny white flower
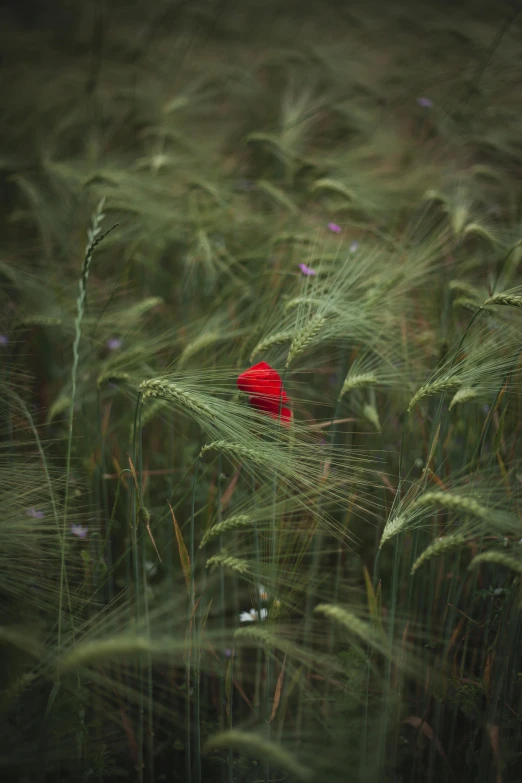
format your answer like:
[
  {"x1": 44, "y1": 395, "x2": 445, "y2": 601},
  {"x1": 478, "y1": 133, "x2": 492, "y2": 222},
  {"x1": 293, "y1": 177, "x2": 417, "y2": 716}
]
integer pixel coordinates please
[
  {"x1": 239, "y1": 608, "x2": 268, "y2": 623},
  {"x1": 259, "y1": 584, "x2": 269, "y2": 601}
]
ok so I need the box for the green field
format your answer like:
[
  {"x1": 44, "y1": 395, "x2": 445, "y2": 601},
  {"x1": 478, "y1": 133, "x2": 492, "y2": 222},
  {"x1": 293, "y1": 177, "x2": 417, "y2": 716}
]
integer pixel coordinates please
[{"x1": 1, "y1": 1, "x2": 522, "y2": 780}]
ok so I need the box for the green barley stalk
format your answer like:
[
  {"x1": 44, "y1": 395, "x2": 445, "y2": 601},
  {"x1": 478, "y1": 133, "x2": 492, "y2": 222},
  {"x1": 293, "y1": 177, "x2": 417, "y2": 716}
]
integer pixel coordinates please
[
  {"x1": 264, "y1": 365, "x2": 291, "y2": 782},
  {"x1": 190, "y1": 456, "x2": 202, "y2": 783},
  {"x1": 59, "y1": 199, "x2": 117, "y2": 656},
  {"x1": 131, "y1": 394, "x2": 145, "y2": 781},
  {"x1": 137, "y1": 404, "x2": 156, "y2": 783},
  {"x1": 215, "y1": 456, "x2": 229, "y2": 782}
]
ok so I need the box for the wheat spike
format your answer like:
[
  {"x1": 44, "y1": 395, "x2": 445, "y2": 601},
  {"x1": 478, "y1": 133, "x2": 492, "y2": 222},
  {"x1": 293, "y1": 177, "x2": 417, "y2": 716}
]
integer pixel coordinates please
[
  {"x1": 453, "y1": 296, "x2": 481, "y2": 311},
  {"x1": 179, "y1": 332, "x2": 220, "y2": 366},
  {"x1": 206, "y1": 553, "x2": 251, "y2": 575},
  {"x1": 407, "y1": 378, "x2": 462, "y2": 412},
  {"x1": 46, "y1": 395, "x2": 72, "y2": 425},
  {"x1": 340, "y1": 372, "x2": 378, "y2": 397},
  {"x1": 409, "y1": 491, "x2": 488, "y2": 519},
  {"x1": 17, "y1": 316, "x2": 62, "y2": 328},
  {"x1": 411, "y1": 534, "x2": 468, "y2": 574},
  {"x1": 380, "y1": 514, "x2": 409, "y2": 548},
  {"x1": 204, "y1": 731, "x2": 311, "y2": 781},
  {"x1": 200, "y1": 514, "x2": 252, "y2": 547},
  {"x1": 469, "y1": 551, "x2": 522, "y2": 574},
  {"x1": 449, "y1": 386, "x2": 479, "y2": 410},
  {"x1": 286, "y1": 315, "x2": 326, "y2": 367},
  {"x1": 58, "y1": 637, "x2": 166, "y2": 672},
  {"x1": 284, "y1": 296, "x2": 329, "y2": 313},
  {"x1": 483, "y1": 293, "x2": 522, "y2": 308},
  {"x1": 97, "y1": 370, "x2": 131, "y2": 389},
  {"x1": 139, "y1": 379, "x2": 215, "y2": 420},
  {"x1": 448, "y1": 280, "x2": 482, "y2": 299},
  {"x1": 125, "y1": 296, "x2": 163, "y2": 319},
  {"x1": 140, "y1": 398, "x2": 169, "y2": 427},
  {"x1": 362, "y1": 403, "x2": 381, "y2": 432},
  {"x1": 314, "y1": 604, "x2": 384, "y2": 647},
  {"x1": 57, "y1": 635, "x2": 187, "y2": 672},
  {"x1": 250, "y1": 331, "x2": 295, "y2": 361}
]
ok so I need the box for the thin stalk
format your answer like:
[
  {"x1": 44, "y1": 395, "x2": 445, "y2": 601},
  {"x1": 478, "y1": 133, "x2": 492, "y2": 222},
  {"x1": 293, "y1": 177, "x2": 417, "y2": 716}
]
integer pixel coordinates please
[
  {"x1": 97, "y1": 388, "x2": 114, "y2": 603},
  {"x1": 189, "y1": 457, "x2": 201, "y2": 783},
  {"x1": 298, "y1": 358, "x2": 347, "y2": 734},
  {"x1": 132, "y1": 393, "x2": 144, "y2": 782},
  {"x1": 59, "y1": 201, "x2": 116, "y2": 658},
  {"x1": 217, "y1": 457, "x2": 225, "y2": 719},
  {"x1": 262, "y1": 363, "x2": 292, "y2": 781},
  {"x1": 379, "y1": 536, "x2": 400, "y2": 775},
  {"x1": 250, "y1": 470, "x2": 264, "y2": 719},
  {"x1": 138, "y1": 408, "x2": 155, "y2": 783},
  {"x1": 216, "y1": 457, "x2": 229, "y2": 783}
]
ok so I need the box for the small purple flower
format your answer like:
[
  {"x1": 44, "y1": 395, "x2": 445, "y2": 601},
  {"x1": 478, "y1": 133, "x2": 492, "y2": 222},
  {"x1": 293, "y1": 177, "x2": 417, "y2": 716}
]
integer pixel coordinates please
[
  {"x1": 26, "y1": 507, "x2": 45, "y2": 519},
  {"x1": 107, "y1": 338, "x2": 122, "y2": 350},
  {"x1": 71, "y1": 524, "x2": 88, "y2": 539},
  {"x1": 223, "y1": 648, "x2": 233, "y2": 658},
  {"x1": 299, "y1": 263, "x2": 317, "y2": 276},
  {"x1": 482, "y1": 404, "x2": 491, "y2": 415},
  {"x1": 0, "y1": 335, "x2": 8, "y2": 346},
  {"x1": 328, "y1": 222, "x2": 341, "y2": 233},
  {"x1": 349, "y1": 241, "x2": 359, "y2": 253},
  {"x1": 417, "y1": 97, "x2": 433, "y2": 108}
]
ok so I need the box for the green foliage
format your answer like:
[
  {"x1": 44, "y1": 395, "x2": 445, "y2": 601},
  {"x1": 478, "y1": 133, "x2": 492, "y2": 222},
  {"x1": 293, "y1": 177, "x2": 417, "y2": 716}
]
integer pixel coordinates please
[{"x1": 1, "y1": 1, "x2": 522, "y2": 782}]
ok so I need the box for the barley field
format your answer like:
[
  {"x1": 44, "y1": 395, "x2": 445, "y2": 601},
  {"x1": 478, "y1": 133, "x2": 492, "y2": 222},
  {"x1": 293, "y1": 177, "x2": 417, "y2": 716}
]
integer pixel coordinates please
[{"x1": 1, "y1": 1, "x2": 522, "y2": 781}]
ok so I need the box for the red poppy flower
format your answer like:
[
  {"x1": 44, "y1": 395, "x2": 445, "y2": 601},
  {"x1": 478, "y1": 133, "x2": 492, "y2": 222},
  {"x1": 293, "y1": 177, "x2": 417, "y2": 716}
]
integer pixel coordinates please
[{"x1": 237, "y1": 361, "x2": 292, "y2": 425}]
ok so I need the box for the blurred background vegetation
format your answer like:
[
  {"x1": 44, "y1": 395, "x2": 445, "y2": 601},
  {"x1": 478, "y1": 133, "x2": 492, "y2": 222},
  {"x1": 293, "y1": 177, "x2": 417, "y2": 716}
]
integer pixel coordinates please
[{"x1": 1, "y1": 0, "x2": 522, "y2": 781}]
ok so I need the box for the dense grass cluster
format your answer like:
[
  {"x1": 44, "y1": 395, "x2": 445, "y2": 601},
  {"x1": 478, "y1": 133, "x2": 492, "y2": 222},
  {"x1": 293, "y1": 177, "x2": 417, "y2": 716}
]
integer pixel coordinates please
[{"x1": 1, "y1": 1, "x2": 522, "y2": 781}]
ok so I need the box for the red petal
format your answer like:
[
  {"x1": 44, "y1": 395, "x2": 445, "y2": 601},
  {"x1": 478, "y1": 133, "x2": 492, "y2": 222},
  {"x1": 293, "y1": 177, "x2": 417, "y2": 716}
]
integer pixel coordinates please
[
  {"x1": 248, "y1": 394, "x2": 289, "y2": 415},
  {"x1": 249, "y1": 396, "x2": 292, "y2": 426},
  {"x1": 237, "y1": 362, "x2": 292, "y2": 426},
  {"x1": 237, "y1": 361, "x2": 283, "y2": 397}
]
